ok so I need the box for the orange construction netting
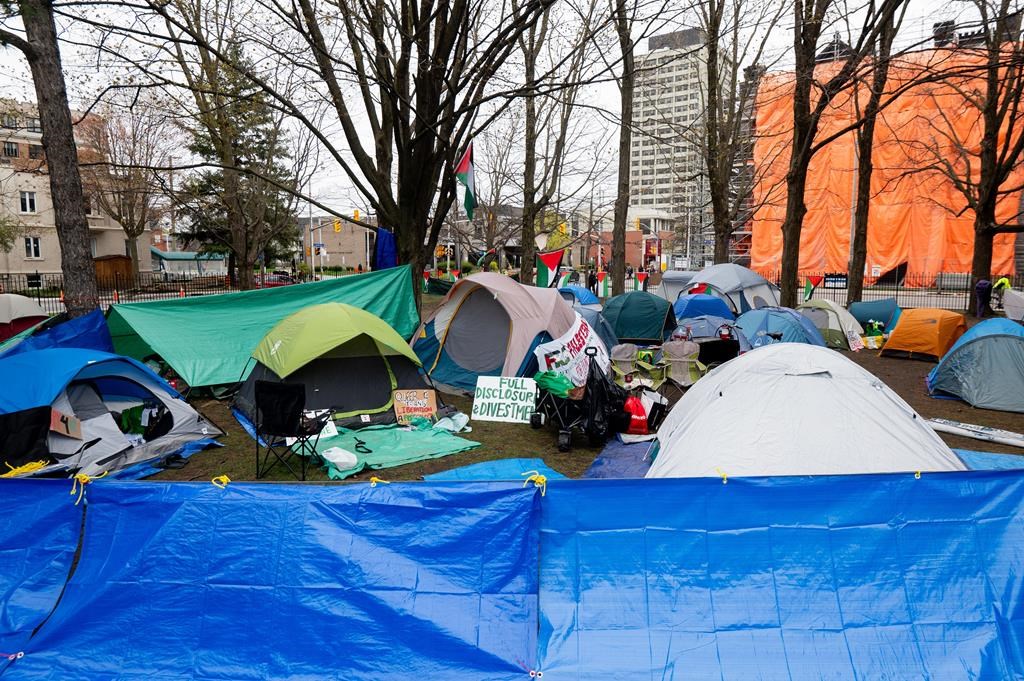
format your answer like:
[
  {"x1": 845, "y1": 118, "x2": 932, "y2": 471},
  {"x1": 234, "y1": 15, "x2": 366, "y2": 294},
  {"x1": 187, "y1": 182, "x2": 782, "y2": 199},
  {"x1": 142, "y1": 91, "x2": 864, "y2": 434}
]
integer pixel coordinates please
[{"x1": 751, "y1": 48, "x2": 1020, "y2": 281}]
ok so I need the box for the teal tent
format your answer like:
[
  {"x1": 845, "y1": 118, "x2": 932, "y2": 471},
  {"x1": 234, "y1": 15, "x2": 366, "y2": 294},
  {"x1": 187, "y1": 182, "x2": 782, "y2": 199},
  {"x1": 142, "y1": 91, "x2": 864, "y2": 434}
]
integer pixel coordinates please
[
  {"x1": 107, "y1": 267, "x2": 418, "y2": 387},
  {"x1": 603, "y1": 291, "x2": 676, "y2": 344}
]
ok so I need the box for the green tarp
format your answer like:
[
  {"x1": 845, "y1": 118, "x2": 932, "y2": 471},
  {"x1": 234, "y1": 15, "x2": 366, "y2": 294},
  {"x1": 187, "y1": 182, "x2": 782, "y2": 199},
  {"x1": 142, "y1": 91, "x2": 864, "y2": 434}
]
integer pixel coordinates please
[
  {"x1": 315, "y1": 424, "x2": 481, "y2": 479},
  {"x1": 107, "y1": 267, "x2": 418, "y2": 387}
]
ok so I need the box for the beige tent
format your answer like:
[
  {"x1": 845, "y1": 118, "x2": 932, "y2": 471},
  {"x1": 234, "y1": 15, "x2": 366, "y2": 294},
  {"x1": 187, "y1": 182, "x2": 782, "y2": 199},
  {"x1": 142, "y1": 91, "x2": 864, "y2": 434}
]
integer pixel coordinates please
[{"x1": 412, "y1": 273, "x2": 575, "y2": 393}]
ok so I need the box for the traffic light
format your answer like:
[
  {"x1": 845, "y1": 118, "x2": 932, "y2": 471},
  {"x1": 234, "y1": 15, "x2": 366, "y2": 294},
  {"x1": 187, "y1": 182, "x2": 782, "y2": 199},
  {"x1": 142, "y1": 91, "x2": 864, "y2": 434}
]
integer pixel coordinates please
[
  {"x1": 558, "y1": 222, "x2": 567, "y2": 235},
  {"x1": 435, "y1": 245, "x2": 446, "y2": 258},
  {"x1": 634, "y1": 217, "x2": 641, "y2": 231},
  {"x1": 353, "y1": 209, "x2": 360, "y2": 222},
  {"x1": 315, "y1": 247, "x2": 321, "y2": 256},
  {"x1": 333, "y1": 219, "x2": 341, "y2": 233}
]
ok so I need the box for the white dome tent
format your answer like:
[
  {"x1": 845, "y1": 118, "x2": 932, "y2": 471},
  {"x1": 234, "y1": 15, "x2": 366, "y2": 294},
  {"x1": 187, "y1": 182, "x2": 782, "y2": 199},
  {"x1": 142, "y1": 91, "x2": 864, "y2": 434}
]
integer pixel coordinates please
[{"x1": 647, "y1": 344, "x2": 966, "y2": 479}]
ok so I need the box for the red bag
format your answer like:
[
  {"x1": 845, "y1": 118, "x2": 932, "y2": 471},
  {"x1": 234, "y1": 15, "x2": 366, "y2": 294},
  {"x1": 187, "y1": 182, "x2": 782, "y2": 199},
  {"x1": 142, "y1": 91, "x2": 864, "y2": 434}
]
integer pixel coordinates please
[{"x1": 624, "y1": 395, "x2": 648, "y2": 435}]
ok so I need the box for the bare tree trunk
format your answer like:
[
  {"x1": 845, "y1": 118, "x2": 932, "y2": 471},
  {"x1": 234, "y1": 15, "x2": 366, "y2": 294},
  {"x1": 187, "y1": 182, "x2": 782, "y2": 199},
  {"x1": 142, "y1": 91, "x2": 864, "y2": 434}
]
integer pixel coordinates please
[
  {"x1": 779, "y1": 170, "x2": 807, "y2": 305},
  {"x1": 848, "y1": 14, "x2": 897, "y2": 304},
  {"x1": 126, "y1": 236, "x2": 140, "y2": 278},
  {"x1": 611, "y1": 0, "x2": 633, "y2": 296},
  {"x1": 521, "y1": 90, "x2": 538, "y2": 285},
  {"x1": 20, "y1": 0, "x2": 98, "y2": 316},
  {"x1": 713, "y1": 220, "x2": 731, "y2": 262},
  {"x1": 969, "y1": 212, "x2": 996, "y2": 315}
]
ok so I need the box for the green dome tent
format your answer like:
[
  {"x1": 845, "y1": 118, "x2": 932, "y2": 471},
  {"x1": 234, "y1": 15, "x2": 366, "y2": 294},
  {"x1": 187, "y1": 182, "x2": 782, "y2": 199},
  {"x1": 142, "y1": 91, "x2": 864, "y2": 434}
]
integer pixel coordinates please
[
  {"x1": 603, "y1": 291, "x2": 677, "y2": 344},
  {"x1": 234, "y1": 303, "x2": 428, "y2": 429}
]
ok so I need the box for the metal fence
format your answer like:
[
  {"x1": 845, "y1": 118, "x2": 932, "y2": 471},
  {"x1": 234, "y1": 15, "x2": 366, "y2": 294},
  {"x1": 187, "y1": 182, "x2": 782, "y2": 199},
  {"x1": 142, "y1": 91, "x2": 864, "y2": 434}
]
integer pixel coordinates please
[
  {"x1": 759, "y1": 271, "x2": 1024, "y2": 312},
  {"x1": 0, "y1": 271, "x2": 243, "y2": 315}
]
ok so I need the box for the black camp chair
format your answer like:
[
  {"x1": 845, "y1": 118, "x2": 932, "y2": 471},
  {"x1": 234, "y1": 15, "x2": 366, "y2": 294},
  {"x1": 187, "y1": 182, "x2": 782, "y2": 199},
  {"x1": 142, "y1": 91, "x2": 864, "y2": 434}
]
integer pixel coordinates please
[{"x1": 254, "y1": 380, "x2": 330, "y2": 480}]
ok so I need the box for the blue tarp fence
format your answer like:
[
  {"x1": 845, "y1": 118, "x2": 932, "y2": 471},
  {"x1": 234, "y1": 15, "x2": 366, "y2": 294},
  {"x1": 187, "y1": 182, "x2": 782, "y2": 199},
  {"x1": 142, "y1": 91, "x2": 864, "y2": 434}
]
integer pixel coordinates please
[{"x1": 4, "y1": 471, "x2": 1024, "y2": 679}]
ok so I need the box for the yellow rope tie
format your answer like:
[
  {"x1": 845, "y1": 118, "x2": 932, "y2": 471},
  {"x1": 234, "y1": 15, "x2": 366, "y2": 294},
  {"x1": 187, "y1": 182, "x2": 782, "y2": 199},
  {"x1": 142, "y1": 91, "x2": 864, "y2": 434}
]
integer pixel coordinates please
[
  {"x1": 369, "y1": 476, "x2": 390, "y2": 487},
  {"x1": 1, "y1": 460, "x2": 48, "y2": 478},
  {"x1": 715, "y1": 468, "x2": 728, "y2": 485},
  {"x1": 70, "y1": 472, "x2": 106, "y2": 505},
  {"x1": 211, "y1": 475, "x2": 231, "y2": 489},
  {"x1": 522, "y1": 471, "x2": 548, "y2": 496},
  {"x1": 915, "y1": 471, "x2": 921, "y2": 480}
]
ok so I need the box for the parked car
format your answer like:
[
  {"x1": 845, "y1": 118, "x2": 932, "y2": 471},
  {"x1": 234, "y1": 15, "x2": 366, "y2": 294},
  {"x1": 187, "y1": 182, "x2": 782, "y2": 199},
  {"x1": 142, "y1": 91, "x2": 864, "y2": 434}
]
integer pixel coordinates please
[{"x1": 256, "y1": 273, "x2": 297, "y2": 288}]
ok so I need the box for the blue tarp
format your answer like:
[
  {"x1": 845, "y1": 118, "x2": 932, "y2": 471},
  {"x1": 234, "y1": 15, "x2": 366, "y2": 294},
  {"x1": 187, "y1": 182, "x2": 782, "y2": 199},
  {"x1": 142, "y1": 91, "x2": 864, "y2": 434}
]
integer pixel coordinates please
[
  {"x1": 424, "y1": 458, "x2": 566, "y2": 482},
  {"x1": 582, "y1": 439, "x2": 654, "y2": 478},
  {"x1": 537, "y1": 472, "x2": 1024, "y2": 679},
  {"x1": 374, "y1": 228, "x2": 397, "y2": 270},
  {"x1": 0, "y1": 349, "x2": 176, "y2": 414},
  {"x1": 8, "y1": 473, "x2": 1024, "y2": 679},
  {"x1": 849, "y1": 297, "x2": 902, "y2": 330},
  {"x1": 0, "y1": 309, "x2": 112, "y2": 359},
  {"x1": 956, "y1": 448, "x2": 1024, "y2": 471},
  {"x1": 673, "y1": 293, "x2": 735, "y2": 322},
  {"x1": 5, "y1": 481, "x2": 540, "y2": 680},
  {"x1": 0, "y1": 480, "x2": 80, "y2": 668}
]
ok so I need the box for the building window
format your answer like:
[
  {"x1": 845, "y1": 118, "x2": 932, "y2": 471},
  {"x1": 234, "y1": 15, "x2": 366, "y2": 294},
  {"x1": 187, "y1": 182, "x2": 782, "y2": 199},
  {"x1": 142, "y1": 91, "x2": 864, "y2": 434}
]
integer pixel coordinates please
[
  {"x1": 90, "y1": 237, "x2": 97, "y2": 257},
  {"x1": 83, "y1": 194, "x2": 96, "y2": 215},
  {"x1": 24, "y1": 236, "x2": 41, "y2": 259},
  {"x1": 28, "y1": 144, "x2": 43, "y2": 160},
  {"x1": 1, "y1": 115, "x2": 17, "y2": 129},
  {"x1": 2, "y1": 141, "x2": 17, "y2": 158},
  {"x1": 19, "y1": 191, "x2": 36, "y2": 213},
  {"x1": 26, "y1": 118, "x2": 41, "y2": 133}
]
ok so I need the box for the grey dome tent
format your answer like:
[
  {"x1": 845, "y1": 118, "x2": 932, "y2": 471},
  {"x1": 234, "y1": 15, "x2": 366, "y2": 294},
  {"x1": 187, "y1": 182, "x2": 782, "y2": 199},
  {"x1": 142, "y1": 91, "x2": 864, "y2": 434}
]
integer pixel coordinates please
[
  {"x1": 927, "y1": 318, "x2": 1024, "y2": 413},
  {"x1": 688, "y1": 264, "x2": 780, "y2": 314}
]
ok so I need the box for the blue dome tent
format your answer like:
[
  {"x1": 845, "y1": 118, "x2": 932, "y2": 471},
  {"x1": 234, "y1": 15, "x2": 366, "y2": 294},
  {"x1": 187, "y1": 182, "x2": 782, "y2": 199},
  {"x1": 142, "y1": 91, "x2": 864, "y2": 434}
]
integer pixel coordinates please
[
  {"x1": 927, "y1": 318, "x2": 1024, "y2": 413},
  {"x1": 558, "y1": 285, "x2": 600, "y2": 308},
  {"x1": 735, "y1": 307, "x2": 827, "y2": 347},
  {"x1": 0, "y1": 349, "x2": 219, "y2": 477},
  {"x1": 673, "y1": 294, "x2": 735, "y2": 321}
]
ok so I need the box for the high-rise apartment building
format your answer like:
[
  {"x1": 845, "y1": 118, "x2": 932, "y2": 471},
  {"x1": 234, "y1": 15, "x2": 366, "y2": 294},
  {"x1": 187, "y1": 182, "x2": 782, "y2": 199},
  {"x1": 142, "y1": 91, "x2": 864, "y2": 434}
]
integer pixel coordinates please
[{"x1": 629, "y1": 29, "x2": 712, "y2": 268}]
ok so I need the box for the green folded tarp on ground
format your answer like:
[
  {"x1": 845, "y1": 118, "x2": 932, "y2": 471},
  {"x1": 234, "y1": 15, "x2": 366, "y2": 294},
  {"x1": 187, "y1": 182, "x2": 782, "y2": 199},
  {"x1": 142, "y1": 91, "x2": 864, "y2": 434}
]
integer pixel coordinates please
[
  {"x1": 106, "y1": 267, "x2": 418, "y2": 387},
  {"x1": 315, "y1": 424, "x2": 481, "y2": 479}
]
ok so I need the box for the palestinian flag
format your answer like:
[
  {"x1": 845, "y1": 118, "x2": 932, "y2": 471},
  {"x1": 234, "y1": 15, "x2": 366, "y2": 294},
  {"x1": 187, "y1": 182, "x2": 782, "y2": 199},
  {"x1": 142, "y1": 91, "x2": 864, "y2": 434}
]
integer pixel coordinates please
[
  {"x1": 535, "y1": 249, "x2": 565, "y2": 288},
  {"x1": 597, "y1": 271, "x2": 611, "y2": 297},
  {"x1": 557, "y1": 271, "x2": 572, "y2": 287},
  {"x1": 422, "y1": 270, "x2": 430, "y2": 292},
  {"x1": 803, "y1": 275, "x2": 823, "y2": 301},
  {"x1": 454, "y1": 144, "x2": 476, "y2": 220}
]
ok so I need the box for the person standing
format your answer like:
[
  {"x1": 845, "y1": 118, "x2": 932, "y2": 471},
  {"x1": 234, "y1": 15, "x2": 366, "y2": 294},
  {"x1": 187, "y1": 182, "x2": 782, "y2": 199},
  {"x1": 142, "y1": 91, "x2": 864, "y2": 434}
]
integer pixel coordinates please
[
  {"x1": 975, "y1": 278, "x2": 993, "y2": 318},
  {"x1": 993, "y1": 275, "x2": 1012, "y2": 309},
  {"x1": 587, "y1": 269, "x2": 597, "y2": 295}
]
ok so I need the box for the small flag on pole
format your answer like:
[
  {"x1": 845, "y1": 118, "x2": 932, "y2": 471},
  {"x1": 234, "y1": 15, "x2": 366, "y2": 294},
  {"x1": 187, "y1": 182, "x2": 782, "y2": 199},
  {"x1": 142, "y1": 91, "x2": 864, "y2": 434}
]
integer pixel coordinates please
[
  {"x1": 454, "y1": 144, "x2": 476, "y2": 220},
  {"x1": 557, "y1": 270, "x2": 572, "y2": 287},
  {"x1": 597, "y1": 271, "x2": 610, "y2": 297},
  {"x1": 803, "y1": 276, "x2": 823, "y2": 302},
  {"x1": 535, "y1": 249, "x2": 565, "y2": 288}
]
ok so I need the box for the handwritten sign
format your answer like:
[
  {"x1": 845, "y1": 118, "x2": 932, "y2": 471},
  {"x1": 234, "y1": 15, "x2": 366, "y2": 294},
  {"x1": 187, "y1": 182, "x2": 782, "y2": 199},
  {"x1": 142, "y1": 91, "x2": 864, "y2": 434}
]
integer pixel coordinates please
[
  {"x1": 393, "y1": 389, "x2": 438, "y2": 425},
  {"x1": 471, "y1": 377, "x2": 536, "y2": 423},
  {"x1": 50, "y1": 408, "x2": 81, "y2": 439},
  {"x1": 533, "y1": 314, "x2": 609, "y2": 387}
]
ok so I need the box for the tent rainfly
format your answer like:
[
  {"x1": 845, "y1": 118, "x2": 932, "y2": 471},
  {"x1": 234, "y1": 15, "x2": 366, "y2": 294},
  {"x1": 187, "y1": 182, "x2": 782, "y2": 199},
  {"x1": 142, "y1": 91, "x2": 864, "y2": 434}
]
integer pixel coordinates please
[
  {"x1": 881, "y1": 308, "x2": 966, "y2": 361},
  {"x1": 0, "y1": 294, "x2": 47, "y2": 342},
  {"x1": 413, "y1": 273, "x2": 575, "y2": 394},
  {"x1": 735, "y1": 307, "x2": 827, "y2": 347},
  {"x1": 648, "y1": 343, "x2": 966, "y2": 478},
  {"x1": 603, "y1": 291, "x2": 677, "y2": 344},
  {"x1": 234, "y1": 303, "x2": 428, "y2": 429},
  {"x1": 927, "y1": 318, "x2": 1024, "y2": 413},
  {"x1": 0, "y1": 349, "x2": 220, "y2": 477},
  {"x1": 797, "y1": 299, "x2": 865, "y2": 349},
  {"x1": 687, "y1": 263, "x2": 780, "y2": 314}
]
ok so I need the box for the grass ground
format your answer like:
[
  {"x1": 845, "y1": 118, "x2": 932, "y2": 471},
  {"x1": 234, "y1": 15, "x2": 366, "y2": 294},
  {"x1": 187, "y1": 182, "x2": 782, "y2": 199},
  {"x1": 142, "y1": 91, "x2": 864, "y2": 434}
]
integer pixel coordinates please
[{"x1": 152, "y1": 300, "x2": 1024, "y2": 483}]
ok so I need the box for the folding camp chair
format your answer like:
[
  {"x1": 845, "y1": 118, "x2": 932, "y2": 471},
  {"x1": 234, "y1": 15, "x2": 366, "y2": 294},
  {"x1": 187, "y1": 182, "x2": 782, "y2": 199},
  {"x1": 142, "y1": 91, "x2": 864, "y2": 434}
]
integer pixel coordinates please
[
  {"x1": 610, "y1": 343, "x2": 640, "y2": 388},
  {"x1": 254, "y1": 380, "x2": 330, "y2": 480},
  {"x1": 660, "y1": 340, "x2": 706, "y2": 401}
]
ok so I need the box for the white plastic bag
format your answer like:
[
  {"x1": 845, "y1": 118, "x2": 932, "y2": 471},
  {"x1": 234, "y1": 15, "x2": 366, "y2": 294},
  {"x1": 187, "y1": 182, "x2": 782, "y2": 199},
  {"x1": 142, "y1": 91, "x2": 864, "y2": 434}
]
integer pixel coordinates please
[{"x1": 320, "y1": 447, "x2": 358, "y2": 469}]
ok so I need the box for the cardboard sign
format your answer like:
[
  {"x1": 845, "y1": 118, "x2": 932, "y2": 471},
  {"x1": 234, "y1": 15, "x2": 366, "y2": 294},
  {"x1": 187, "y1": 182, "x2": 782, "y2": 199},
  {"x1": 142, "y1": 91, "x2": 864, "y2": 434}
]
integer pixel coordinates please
[
  {"x1": 471, "y1": 377, "x2": 536, "y2": 423},
  {"x1": 534, "y1": 314, "x2": 610, "y2": 387},
  {"x1": 393, "y1": 389, "x2": 438, "y2": 425},
  {"x1": 50, "y1": 408, "x2": 82, "y2": 439}
]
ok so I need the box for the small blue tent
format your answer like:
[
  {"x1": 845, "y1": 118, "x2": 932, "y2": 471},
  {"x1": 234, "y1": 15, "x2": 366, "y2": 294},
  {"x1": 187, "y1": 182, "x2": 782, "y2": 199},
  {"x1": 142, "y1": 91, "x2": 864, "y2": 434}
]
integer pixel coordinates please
[
  {"x1": 735, "y1": 307, "x2": 827, "y2": 347},
  {"x1": 0, "y1": 309, "x2": 112, "y2": 359},
  {"x1": 558, "y1": 285, "x2": 600, "y2": 308},
  {"x1": 927, "y1": 318, "x2": 1024, "y2": 413},
  {"x1": 673, "y1": 293, "x2": 735, "y2": 321},
  {"x1": 0, "y1": 349, "x2": 219, "y2": 476},
  {"x1": 848, "y1": 297, "x2": 902, "y2": 330}
]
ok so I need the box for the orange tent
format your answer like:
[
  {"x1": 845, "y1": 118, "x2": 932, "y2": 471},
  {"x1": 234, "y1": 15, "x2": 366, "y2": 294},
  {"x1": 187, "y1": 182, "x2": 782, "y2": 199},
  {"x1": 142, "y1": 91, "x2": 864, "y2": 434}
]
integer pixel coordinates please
[
  {"x1": 751, "y1": 48, "x2": 1020, "y2": 282},
  {"x1": 880, "y1": 308, "x2": 967, "y2": 360}
]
